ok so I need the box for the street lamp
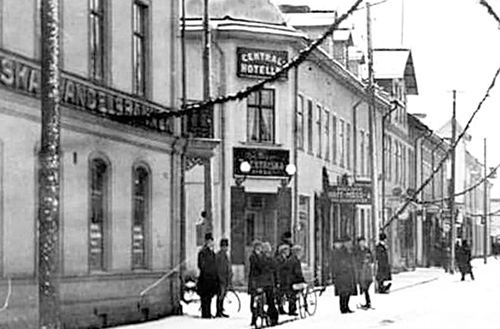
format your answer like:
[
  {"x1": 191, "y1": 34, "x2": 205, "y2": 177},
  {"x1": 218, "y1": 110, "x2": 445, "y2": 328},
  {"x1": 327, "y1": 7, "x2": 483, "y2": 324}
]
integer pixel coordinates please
[
  {"x1": 281, "y1": 163, "x2": 297, "y2": 188},
  {"x1": 235, "y1": 161, "x2": 251, "y2": 186}
]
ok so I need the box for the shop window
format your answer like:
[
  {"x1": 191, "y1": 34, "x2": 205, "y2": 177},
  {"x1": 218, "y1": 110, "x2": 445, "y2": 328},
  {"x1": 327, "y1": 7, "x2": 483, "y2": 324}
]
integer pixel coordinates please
[
  {"x1": 89, "y1": 0, "x2": 108, "y2": 82},
  {"x1": 89, "y1": 157, "x2": 110, "y2": 272},
  {"x1": 247, "y1": 89, "x2": 275, "y2": 143},
  {"x1": 297, "y1": 95, "x2": 304, "y2": 150},
  {"x1": 245, "y1": 212, "x2": 256, "y2": 245},
  {"x1": 132, "y1": 165, "x2": 150, "y2": 269},
  {"x1": 133, "y1": 0, "x2": 149, "y2": 96}
]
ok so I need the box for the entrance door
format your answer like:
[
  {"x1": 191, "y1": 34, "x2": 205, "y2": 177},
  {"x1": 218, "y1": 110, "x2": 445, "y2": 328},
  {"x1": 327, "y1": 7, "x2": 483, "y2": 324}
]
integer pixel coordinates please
[{"x1": 243, "y1": 209, "x2": 278, "y2": 273}]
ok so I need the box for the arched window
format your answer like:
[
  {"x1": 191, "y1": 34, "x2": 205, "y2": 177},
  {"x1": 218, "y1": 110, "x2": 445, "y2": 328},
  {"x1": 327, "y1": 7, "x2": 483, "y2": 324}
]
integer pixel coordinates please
[
  {"x1": 132, "y1": 165, "x2": 150, "y2": 269},
  {"x1": 89, "y1": 158, "x2": 109, "y2": 271}
]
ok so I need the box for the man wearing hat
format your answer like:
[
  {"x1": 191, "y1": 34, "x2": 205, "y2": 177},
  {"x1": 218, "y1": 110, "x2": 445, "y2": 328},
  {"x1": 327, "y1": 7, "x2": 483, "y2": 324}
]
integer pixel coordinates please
[
  {"x1": 215, "y1": 238, "x2": 232, "y2": 317},
  {"x1": 197, "y1": 232, "x2": 218, "y2": 318},
  {"x1": 375, "y1": 232, "x2": 392, "y2": 293},
  {"x1": 331, "y1": 236, "x2": 357, "y2": 314}
]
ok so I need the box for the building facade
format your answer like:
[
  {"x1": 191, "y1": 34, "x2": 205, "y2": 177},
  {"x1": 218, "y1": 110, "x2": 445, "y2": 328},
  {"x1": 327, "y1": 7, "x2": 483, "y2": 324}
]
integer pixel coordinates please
[{"x1": 0, "y1": 1, "x2": 216, "y2": 328}]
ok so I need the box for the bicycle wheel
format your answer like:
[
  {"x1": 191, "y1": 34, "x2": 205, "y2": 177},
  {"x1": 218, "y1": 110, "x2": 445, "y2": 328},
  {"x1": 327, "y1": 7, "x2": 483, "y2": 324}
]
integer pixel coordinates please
[
  {"x1": 224, "y1": 289, "x2": 241, "y2": 314},
  {"x1": 297, "y1": 292, "x2": 307, "y2": 319},
  {"x1": 305, "y1": 289, "x2": 318, "y2": 316}
]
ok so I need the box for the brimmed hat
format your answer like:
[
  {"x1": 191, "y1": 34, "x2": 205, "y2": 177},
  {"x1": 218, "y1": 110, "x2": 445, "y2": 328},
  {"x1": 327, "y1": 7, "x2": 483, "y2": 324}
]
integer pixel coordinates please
[
  {"x1": 220, "y1": 238, "x2": 229, "y2": 247},
  {"x1": 205, "y1": 232, "x2": 214, "y2": 241},
  {"x1": 379, "y1": 232, "x2": 387, "y2": 241}
]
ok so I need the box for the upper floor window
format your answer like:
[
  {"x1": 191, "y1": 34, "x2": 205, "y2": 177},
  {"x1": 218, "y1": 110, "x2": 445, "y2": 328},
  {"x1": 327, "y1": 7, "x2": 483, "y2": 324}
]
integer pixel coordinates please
[
  {"x1": 90, "y1": 0, "x2": 107, "y2": 81},
  {"x1": 360, "y1": 130, "x2": 365, "y2": 175},
  {"x1": 248, "y1": 89, "x2": 275, "y2": 143},
  {"x1": 132, "y1": 165, "x2": 150, "y2": 269},
  {"x1": 346, "y1": 123, "x2": 351, "y2": 170},
  {"x1": 324, "y1": 110, "x2": 330, "y2": 161},
  {"x1": 133, "y1": 0, "x2": 149, "y2": 96},
  {"x1": 339, "y1": 119, "x2": 345, "y2": 168},
  {"x1": 89, "y1": 158, "x2": 110, "y2": 272},
  {"x1": 316, "y1": 105, "x2": 322, "y2": 157},
  {"x1": 332, "y1": 115, "x2": 337, "y2": 164},
  {"x1": 307, "y1": 100, "x2": 313, "y2": 153},
  {"x1": 297, "y1": 95, "x2": 304, "y2": 150}
]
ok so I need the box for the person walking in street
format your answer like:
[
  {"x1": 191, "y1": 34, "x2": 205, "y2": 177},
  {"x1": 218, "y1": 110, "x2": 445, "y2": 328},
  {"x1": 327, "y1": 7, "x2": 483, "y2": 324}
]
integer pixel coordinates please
[
  {"x1": 354, "y1": 236, "x2": 374, "y2": 309},
  {"x1": 260, "y1": 241, "x2": 279, "y2": 325},
  {"x1": 375, "y1": 232, "x2": 392, "y2": 294},
  {"x1": 457, "y1": 239, "x2": 475, "y2": 281},
  {"x1": 249, "y1": 240, "x2": 263, "y2": 326},
  {"x1": 331, "y1": 236, "x2": 357, "y2": 314},
  {"x1": 288, "y1": 245, "x2": 305, "y2": 315},
  {"x1": 197, "y1": 233, "x2": 218, "y2": 319},
  {"x1": 275, "y1": 244, "x2": 292, "y2": 315},
  {"x1": 215, "y1": 238, "x2": 232, "y2": 318}
]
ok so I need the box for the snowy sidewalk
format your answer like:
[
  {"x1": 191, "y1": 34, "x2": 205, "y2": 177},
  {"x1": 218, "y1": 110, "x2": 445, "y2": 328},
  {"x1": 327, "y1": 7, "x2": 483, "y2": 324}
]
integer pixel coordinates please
[{"x1": 116, "y1": 265, "x2": 448, "y2": 329}]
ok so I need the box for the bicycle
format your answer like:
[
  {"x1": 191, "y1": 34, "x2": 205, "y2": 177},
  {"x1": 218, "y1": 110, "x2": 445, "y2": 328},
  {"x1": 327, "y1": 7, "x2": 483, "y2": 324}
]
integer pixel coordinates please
[
  {"x1": 252, "y1": 288, "x2": 271, "y2": 329},
  {"x1": 181, "y1": 279, "x2": 241, "y2": 316},
  {"x1": 291, "y1": 282, "x2": 324, "y2": 318}
]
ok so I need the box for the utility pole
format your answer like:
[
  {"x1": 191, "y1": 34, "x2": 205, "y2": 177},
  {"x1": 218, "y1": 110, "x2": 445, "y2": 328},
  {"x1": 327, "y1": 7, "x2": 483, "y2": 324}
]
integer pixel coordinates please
[
  {"x1": 39, "y1": 0, "x2": 61, "y2": 327},
  {"x1": 483, "y1": 138, "x2": 488, "y2": 264},
  {"x1": 366, "y1": 1, "x2": 379, "y2": 251},
  {"x1": 450, "y1": 90, "x2": 457, "y2": 275},
  {"x1": 202, "y1": 0, "x2": 214, "y2": 235}
]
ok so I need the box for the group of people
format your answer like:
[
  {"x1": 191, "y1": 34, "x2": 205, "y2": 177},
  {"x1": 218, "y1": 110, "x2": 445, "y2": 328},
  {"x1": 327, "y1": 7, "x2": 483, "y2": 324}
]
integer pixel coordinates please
[
  {"x1": 330, "y1": 232, "x2": 392, "y2": 314},
  {"x1": 248, "y1": 232, "x2": 305, "y2": 326},
  {"x1": 455, "y1": 239, "x2": 475, "y2": 281},
  {"x1": 196, "y1": 233, "x2": 233, "y2": 319}
]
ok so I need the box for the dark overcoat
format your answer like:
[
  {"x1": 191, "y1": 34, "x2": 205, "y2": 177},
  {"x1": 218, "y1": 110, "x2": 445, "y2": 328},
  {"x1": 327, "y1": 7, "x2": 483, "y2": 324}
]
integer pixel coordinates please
[
  {"x1": 331, "y1": 247, "x2": 357, "y2": 296},
  {"x1": 248, "y1": 252, "x2": 261, "y2": 294},
  {"x1": 197, "y1": 245, "x2": 218, "y2": 297},
  {"x1": 456, "y1": 245, "x2": 472, "y2": 274},
  {"x1": 215, "y1": 250, "x2": 232, "y2": 288},
  {"x1": 354, "y1": 246, "x2": 374, "y2": 290},
  {"x1": 375, "y1": 242, "x2": 392, "y2": 281},
  {"x1": 277, "y1": 255, "x2": 304, "y2": 294}
]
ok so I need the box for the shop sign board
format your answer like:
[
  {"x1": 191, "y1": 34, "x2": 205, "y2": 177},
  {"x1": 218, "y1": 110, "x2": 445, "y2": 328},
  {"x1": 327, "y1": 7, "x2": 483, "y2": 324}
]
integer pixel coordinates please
[
  {"x1": 237, "y1": 47, "x2": 288, "y2": 80},
  {"x1": 233, "y1": 147, "x2": 289, "y2": 177},
  {"x1": 327, "y1": 185, "x2": 371, "y2": 204}
]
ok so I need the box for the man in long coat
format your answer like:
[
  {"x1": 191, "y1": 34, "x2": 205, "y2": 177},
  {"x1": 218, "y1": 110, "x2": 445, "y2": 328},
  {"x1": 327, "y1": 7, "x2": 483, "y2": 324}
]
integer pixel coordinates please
[
  {"x1": 354, "y1": 236, "x2": 374, "y2": 308},
  {"x1": 197, "y1": 233, "x2": 218, "y2": 319},
  {"x1": 331, "y1": 237, "x2": 357, "y2": 314},
  {"x1": 215, "y1": 238, "x2": 232, "y2": 317},
  {"x1": 375, "y1": 232, "x2": 392, "y2": 293}
]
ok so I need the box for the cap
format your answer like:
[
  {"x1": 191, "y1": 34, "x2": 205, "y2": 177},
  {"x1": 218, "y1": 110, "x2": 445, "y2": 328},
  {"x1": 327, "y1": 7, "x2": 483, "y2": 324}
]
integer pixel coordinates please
[
  {"x1": 379, "y1": 232, "x2": 387, "y2": 241},
  {"x1": 205, "y1": 232, "x2": 214, "y2": 241},
  {"x1": 220, "y1": 238, "x2": 229, "y2": 247}
]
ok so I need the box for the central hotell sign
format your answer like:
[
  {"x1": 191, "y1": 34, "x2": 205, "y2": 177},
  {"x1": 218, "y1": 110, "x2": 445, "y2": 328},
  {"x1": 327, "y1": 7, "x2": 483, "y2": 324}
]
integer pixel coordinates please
[
  {"x1": 327, "y1": 185, "x2": 372, "y2": 204},
  {"x1": 237, "y1": 47, "x2": 288, "y2": 80}
]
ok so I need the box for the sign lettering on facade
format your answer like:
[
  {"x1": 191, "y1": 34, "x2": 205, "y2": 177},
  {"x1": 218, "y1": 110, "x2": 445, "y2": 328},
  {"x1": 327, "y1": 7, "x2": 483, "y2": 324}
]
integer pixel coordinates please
[
  {"x1": 233, "y1": 147, "x2": 290, "y2": 177},
  {"x1": 327, "y1": 185, "x2": 372, "y2": 204},
  {"x1": 237, "y1": 47, "x2": 288, "y2": 80},
  {"x1": 0, "y1": 51, "x2": 172, "y2": 132}
]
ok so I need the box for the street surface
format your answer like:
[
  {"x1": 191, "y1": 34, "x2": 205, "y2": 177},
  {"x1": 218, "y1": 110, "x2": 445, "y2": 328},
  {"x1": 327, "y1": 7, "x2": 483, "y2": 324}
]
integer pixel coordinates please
[{"x1": 118, "y1": 258, "x2": 500, "y2": 329}]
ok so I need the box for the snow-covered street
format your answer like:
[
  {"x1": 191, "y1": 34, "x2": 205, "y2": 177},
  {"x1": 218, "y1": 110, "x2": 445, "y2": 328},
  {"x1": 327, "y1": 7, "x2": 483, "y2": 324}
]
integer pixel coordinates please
[{"x1": 117, "y1": 257, "x2": 500, "y2": 329}]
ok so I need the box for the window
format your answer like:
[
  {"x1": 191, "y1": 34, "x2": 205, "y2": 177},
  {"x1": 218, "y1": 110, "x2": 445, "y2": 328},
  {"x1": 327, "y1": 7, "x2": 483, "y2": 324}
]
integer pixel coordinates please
[
  {"x1": 298, "y1": 196, "x2": 310, "y2": 264},
  {"x1": 90, "y1": 0, "x2": 107, "y2": 81},
  {"x1": 316, "y1": 105, "x2": 322, "y2": 157},
  {"x1": 247, "y1": 89, "x2": 275, "y2": 143},
  {"x1": 339, "y1": 119, "x2": 345, "y2": 167},
  {"x1": 297, "y1": 95, "x2": 304, "y2": 150},
  {"x1": 332, "y1": 115, "x2": 337, "y2": 164},
  {"x1": 360, "y1": 131, "x2": 365, "y2": 176},
  {"x1": 132, "y1": 165, "x2": 150, "y2": 269},
  {"x1": 35, "y1": 0, "x2": 41, "y2": 59},
  {"x1": 346, "y1": 123, "x2": 351, "y2": 170},
  {"x1": 89, "y1": 158, "x2": 109, "y2": 272},
  {"x1": 387, "y1": 136, "x2": 392, "y2": 181},
  {"x1": 133, "y1": 0, "x2": 149, "y2": 96},
  {"x1": 366, "y1": 133, "x2": 371, "y2": 175},
  {"x1": 307, "y1": 100, "x2": 313, "y2": 153},
  {"x1": 324, "y1": 110, "x2": 330, "y2": 161}
]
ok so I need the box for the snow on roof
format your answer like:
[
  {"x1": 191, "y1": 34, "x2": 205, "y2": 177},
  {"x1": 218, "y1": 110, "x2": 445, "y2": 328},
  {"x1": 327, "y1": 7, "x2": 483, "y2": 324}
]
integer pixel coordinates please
[
  {"x1": 373, "y1": 48, "x2": 418, "y2": 95},
  {"x1": 186, "y1": 0, "x2": 287, "y2": 25},
  {"x1": 333, "y1": 29, "x2": 353, "y2": 44},
  {"x1": 282, "y1": 11, "x2": 337, "y2": 27}
]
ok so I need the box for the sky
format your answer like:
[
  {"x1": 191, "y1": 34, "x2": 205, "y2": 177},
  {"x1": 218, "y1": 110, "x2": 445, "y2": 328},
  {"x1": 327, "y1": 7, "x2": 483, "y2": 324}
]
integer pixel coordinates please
[{"x1": 274, "y1": 0, "x2": 500, "y2": 196}]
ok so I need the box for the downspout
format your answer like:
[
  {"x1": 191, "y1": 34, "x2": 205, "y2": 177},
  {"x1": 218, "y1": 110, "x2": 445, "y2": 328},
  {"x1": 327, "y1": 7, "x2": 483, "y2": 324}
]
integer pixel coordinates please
[{"x1": 213, "y1": 28, "x2": 227, "y2": 237}]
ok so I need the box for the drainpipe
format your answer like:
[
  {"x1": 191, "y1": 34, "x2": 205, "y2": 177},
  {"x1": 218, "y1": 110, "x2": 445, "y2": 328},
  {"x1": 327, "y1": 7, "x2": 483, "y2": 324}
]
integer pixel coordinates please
[
  {"x1": 213, "y1": 29, "x2": 227, "y2": 237},
  {"x1": 293, "y1": 66, "x2": 299, "y2": 243}
]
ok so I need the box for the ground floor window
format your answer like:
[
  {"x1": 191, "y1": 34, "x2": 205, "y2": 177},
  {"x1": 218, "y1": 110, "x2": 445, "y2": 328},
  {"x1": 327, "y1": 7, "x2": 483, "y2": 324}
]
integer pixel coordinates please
[{"x1": 297, "y1": 195, "x2": 310, "y2": 264}]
